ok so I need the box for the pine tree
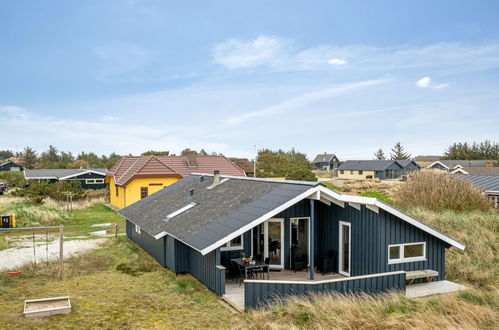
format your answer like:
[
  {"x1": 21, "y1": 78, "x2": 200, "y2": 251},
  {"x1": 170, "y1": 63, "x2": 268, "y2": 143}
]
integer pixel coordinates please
[
  {"x1": 390, "y1": 142, "x2": 411, "y2": 160},
  {"x1": 20, "y1": 146, "x2": 37, "y2": 169},
  {"x1": 374, "y1": 148, "x2": 386, "y2": 160}
]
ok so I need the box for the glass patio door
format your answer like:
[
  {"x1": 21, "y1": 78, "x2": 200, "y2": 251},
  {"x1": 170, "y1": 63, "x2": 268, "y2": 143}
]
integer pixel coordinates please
[
  {"x1": 339, "y1": 221, "x2": 351, "y2": 276},
  {"x1": 290, "y1": 218, "x2": 309, "y2": 265},
  {"x1": 252, "y1": 219, "x2": 284, "y2": 268}
]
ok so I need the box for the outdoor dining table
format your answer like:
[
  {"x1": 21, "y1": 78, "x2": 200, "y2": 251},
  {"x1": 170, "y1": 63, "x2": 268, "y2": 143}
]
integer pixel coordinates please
[{"x1": 230, "y1": 258, "x2": 270, "y2": 279}]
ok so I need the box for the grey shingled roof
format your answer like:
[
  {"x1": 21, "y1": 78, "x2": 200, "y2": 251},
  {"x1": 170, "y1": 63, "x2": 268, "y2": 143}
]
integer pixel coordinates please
[
  {"x1": 339, "y1": 160, "x2": 402, "y2": 171},
  {"x1": 435, "y1": 160, "x2": 495, "y2": 169},
  {"x1": 457, "y1": 174, "x2": 499, "y2": 193},
  {"x1": 24, "y1": 168, "x2": 107, "y2": 179},
  {"x1": 119, "y1": 175, "x2": 317, "y2": 252},
  {"x1": 312, "y1": 153, "x2": 336, "y2": 163},
  {"x1": 396, "y1": 160, "x2": 418, "y2": 168}
]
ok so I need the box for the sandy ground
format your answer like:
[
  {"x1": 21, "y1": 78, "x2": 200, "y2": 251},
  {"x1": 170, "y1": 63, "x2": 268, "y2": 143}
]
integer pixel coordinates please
[{"x1": 0, "y1": 238, "x2": 107, "y2": 271}]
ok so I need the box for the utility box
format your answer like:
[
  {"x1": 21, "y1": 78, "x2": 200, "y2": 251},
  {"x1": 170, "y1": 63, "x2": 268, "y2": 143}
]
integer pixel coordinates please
[{"x1": 1, "y1": 215, "x2": 16, "y2": 228}]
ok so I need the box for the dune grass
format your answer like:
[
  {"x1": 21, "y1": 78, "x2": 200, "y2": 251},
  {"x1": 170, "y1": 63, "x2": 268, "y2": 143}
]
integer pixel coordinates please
[{"x1": 0, "y1": 237, "x2": 234, "y2": 329}]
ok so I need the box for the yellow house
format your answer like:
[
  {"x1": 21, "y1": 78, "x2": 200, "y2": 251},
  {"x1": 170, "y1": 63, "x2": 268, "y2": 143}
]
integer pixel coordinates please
[{"x1": 107, "y1": 155, "x2": 246, "y2": 209}]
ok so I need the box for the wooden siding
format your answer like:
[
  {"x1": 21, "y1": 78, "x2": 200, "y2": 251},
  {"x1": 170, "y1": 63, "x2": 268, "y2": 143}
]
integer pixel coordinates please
[
  {"x1": 126, "y1": 220, "x2": 165, "y2": 267},
  {"x1": 316, "y1": 203, "x2": 448, "y2": 281},
  {"x1": 244, "y1": 271, "x2": 406, "y2": 310}
]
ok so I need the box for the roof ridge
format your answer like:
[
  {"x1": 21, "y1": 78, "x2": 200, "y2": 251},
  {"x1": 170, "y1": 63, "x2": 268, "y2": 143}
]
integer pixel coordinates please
[{"x1": 189, "y1": 173, "x2": 318, "y2": 186}]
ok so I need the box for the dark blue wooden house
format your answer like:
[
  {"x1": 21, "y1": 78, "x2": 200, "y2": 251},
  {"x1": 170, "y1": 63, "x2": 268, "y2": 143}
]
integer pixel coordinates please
[
  {"x1": 24, "y1": 168, "x2": 108, "y2": 189},
  {"x1": 119, "y1": 173, "x2": 464, "y2": 310}
]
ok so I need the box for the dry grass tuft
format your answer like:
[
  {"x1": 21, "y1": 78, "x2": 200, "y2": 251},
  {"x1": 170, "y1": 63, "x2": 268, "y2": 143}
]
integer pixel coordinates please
[
  {"x1": 44, "y1": 196, "x2": 106, "y2": 211},
  {"x1": 341, "y1": 179, "x2": 403, "y2": 200},
  {"x1": 242, "y1": 289, "x2": 498, "y2": 329},
  {"x1": 396, "y1": 170, "x2": 491, "y2": 211}
]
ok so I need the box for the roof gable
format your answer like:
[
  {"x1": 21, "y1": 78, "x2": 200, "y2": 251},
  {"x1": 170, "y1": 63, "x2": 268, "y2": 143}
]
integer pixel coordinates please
[{"x1": 312, "y1": 153, "x2": 337, "y2": 163}]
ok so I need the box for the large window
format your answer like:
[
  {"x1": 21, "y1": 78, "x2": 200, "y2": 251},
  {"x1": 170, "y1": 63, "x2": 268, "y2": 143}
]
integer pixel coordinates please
[
  {"x1": 221, "y1": 235, "x2": 244, "y2": 251},
  {"x1": 388, "y1": 242, "x2": 426, "y2": 264}
]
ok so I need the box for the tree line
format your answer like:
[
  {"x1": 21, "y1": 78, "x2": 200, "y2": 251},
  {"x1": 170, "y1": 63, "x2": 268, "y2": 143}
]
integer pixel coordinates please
[
  {"x1": 0, "y1": 146, "x2": 225, "y2": 170},
  {"x1": 373, "y1": 140, "x2": 498, "y2": 161}
]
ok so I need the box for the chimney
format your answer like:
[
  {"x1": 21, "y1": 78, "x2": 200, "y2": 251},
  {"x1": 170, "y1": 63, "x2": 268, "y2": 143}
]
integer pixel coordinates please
[
  {"x1": 213, "y1": 170, "x2": 220, "y2": 185},
  {"x1": 187, "y1": 151, "x2": 197, "y2": 168},
  {"x1": 486, "y1": 161, "x2": 493, "y2": 168}
]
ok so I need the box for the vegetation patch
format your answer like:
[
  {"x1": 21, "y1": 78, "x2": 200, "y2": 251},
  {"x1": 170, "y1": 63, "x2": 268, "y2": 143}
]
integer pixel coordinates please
[{"x1": 360, "y1": 190, "x2": 393, "y2": 204}]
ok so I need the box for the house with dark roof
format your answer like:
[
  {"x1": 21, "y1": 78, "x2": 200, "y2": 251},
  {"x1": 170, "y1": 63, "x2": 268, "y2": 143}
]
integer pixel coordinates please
[
  {"x1": 450, "y1": 167, "x2": 499, "y2": 175},
  {"x1": 396, "y1": 160, "x2": 421, "y2": 176},
  {"x1": 107, "y1": 155, "x2": 246, "y2": 208},
  {"x1": 427, "y1": 160, "x2": 496, "y2": 172},
  {"x1": 338, "y1": 160, "x2": 404, "y2": 180},
  {"x1": 229, "y1": 158, "x2": 254, "y2": 176},
  {"x1": 24, "y1": 168, "x2": 107, "y2": 189},
  {"x1": 119, "y1": 173, "x2": 465, "y2": 310},
  {"x1": 457, "y1": 174, "x2": 499, "y2": 208},
  {"x1": 311, "y1": 153, "x2": 341, "y2": 170},
  {"x1": 0, "y1": 160, "x2": 24, "y2": 172}
]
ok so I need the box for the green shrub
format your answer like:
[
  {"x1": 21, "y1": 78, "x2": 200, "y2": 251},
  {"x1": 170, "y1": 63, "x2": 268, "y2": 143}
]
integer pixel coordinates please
[
  {"x1": 360, "y1": 190, "x2": 393, "y2": 204},
  {"x1": 0, "y1": 172, "x2": 26, "y2": 188},
  {"x1": 12, "y1": 179, "x2": 87, "y2": 203}
]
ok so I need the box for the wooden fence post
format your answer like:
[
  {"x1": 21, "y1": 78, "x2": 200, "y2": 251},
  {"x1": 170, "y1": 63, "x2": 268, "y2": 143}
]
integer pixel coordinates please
[{"x1": 59, "y1": 226, "x2": 64, "y2": 279}]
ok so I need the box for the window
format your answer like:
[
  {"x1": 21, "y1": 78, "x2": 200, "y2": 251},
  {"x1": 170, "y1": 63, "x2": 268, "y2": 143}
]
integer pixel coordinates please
[
  {"x1": 135, "y1": 224, "x2": 141, "y2": 234},
  {"x1": 115, "y1": 184, "x2": 119, "y2": 197},
  {"x1": 359, "y1": 170, "x2": 363, "y2": 175},
  {"x1": 86, "y1": 179, "x2": 104, "y2": 184},
  {"x1": 340, "y1": 170, "x2": 344, "y2": 175},
  {"x1": 350, "y1": 170, "x2": 354, "y2": 175},
  {"x1": 221, "y1": 235, "x2": 244, "y2": 251},
  {"x1": 141, "y1": 187, "x2": 148, "y2": 199},
  {"x1": 388, "y1": 242, "x2": 426, "y2": 264}
]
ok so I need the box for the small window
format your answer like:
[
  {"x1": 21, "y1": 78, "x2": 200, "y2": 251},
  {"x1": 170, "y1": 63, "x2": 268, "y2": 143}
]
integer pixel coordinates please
[
  {"x1": 221, "y1": 235, "x2": 244, "y2": 251},
  {"x1": 388, "y1": 242, "x2": 426, "y2": 264},
  {"x1": 135, "y1": 224, "x2": 141, "y2": 234},
  {"x1": 141, "y1": 187, "x2": 148, "y2": 199},
  {"x1": 350, "y1": 170, "x2": 354, "y2": 175},
  {"x1": 115, "y1": 184, "x2": 119, "y2": 197},
  {"x1": 86, "y1": 179, "x2": 105, "y2": 184},
  {"x1": 340, "y1": 170, "x2": 344, "y2": 175},
  {"x1": 359, "y1": 170, "x2": 363, "y2": 175}
]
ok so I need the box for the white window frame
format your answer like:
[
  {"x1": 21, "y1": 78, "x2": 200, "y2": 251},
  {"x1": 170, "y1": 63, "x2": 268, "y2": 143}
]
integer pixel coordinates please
[
  {"x1": 220, "y1": 234, "x2": 244, "y2": 251},
  {"x1": 289, "y1": 217, "x2": 311, "y2": 267},
  {"x1": 338, "y1": 221, "x2": 351, "y2": 276},
  {"x1": 135, "y1": 224, "x2": 141, "y2": 234},
  {"x1": 86, "y1": 178, "x2": 105, "y2": 184},
  {"x1": 388, "y1": 242, "x2": 426, "y2": 264}
]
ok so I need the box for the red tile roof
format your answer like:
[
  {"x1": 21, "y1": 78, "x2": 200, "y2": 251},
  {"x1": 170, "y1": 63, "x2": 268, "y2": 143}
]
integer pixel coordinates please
[{"x1": 108, "y1": 155, "x2": 246, "y2": 186}]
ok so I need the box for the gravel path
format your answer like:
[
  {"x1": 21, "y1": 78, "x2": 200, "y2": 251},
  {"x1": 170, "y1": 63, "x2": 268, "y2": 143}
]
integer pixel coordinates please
[{"x1": 0, "y1": 238, "x2": 107, "y2": 271}]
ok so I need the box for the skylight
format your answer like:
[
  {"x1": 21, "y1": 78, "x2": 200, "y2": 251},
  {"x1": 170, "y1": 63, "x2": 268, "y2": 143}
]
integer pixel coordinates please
[{"x1": 163, "y1": 202, "x2": 197, "y2": 222}]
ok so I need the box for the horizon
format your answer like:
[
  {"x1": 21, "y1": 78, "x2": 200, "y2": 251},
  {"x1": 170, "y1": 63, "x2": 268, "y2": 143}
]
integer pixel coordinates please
[{"x1": 1, "y1": 1, "x2": 498, "y2": 159}]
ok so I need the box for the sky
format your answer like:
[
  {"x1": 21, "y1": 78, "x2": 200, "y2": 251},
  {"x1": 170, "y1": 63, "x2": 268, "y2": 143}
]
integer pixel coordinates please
[{"x1": 1, "y1": 0, "x2": 499, "y2": 160}]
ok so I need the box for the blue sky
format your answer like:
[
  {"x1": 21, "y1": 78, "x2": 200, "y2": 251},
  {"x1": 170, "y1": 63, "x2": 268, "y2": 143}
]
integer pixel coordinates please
[{"x1": 1, "y1": 0, "x2": 498, "y2": 159}]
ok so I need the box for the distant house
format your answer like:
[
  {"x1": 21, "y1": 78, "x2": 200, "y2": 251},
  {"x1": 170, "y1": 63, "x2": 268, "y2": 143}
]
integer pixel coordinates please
[
  {"x1": 338, "y1": 160, "x2": 403, "y2": 180},
  {"x1": 0, "y1": 161, "x2": 24, "y2": 172},
  {"x1": 107, "y1": 155, "x2": 246, "y2": 209},
  {"x1": 24, "y1": 168, "x2": 107, "y2": 189},
  {"x1": 427, "y1": 160, "x2": 495, "y2": 172},
  {"x1": 451, "y1": 167, "x2": 499, "y2": 175},
  {"x1": 311, "y1": 153, "x2": 341, "y2": 170},
  {"x1": 457, "y1": 174, "x2": 499, "y2": 208},
  {"x1": 396, "y1": 160, "x2": 421, "y2": 176},
  {"x1": 119, "y1": 174, "x2": 464, "y2": 310},
  {"x1": 229, "y1": 158, "x2": 254, "y2": 176}
]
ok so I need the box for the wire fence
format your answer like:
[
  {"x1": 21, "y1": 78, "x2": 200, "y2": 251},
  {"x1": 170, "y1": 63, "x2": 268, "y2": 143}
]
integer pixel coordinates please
[{"x1": 0, "y1": 223, "x2": 121, "y2": 276}]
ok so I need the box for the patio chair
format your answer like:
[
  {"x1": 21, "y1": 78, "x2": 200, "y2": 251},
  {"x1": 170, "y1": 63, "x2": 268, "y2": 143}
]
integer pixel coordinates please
[
  {"x1": 291, "y1": 246, "x2": 307, "y2": 272},
  {"x1": 253, "y1": 257, "x2": 270, "y2": 280},
  {"x1": 317, "y1": 250, "x2": 336, "y2": 275}
]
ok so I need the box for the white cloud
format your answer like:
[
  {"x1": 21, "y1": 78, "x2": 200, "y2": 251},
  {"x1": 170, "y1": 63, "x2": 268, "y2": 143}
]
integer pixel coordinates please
[
  {"x1": 0, "y1": 105, "x2": 30, "y2": 120},
  {"x1": 223, "y1": 79, "x2": 387, "y2": 125},
  {"x1": 212, "y1": 35, "x2": 286, "y2": 69},
  {"x1": 417, "y1": 76, "x2": 432, "y2": 87},
  {"x1": 417, "y1": 76, "x2": 448, "y2": 89},
  {"x1": 328, "y1": 58, "x2": 347, "y2": 65},
  {"x1": 102, "y1": 115, "x2": 119, "y2": 121},
  {"x1": 213, "y1": 36, "x2": 499, "y2": 74}
]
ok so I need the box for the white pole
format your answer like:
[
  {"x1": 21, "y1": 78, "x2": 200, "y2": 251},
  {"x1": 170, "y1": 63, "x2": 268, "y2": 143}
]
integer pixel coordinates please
[{"x1": 253, "y1": 145, "x2": 257, "y2": 178}]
